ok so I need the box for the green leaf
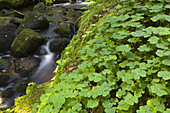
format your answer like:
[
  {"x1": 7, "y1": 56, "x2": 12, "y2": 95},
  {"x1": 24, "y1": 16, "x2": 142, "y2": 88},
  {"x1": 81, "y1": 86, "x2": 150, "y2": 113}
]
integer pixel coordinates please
[
  {"x1": 131, "y1": 68, "x2": 146, "y2": 79},
  {"x1": 138, "y1": 44, "x2": 151, "y2": 52},
  {"x1": 137, "y1": 105, "x2": 154, "y2": 113},
  {"x1": 158, "y1": 71, "x2": 170, "y2": 80},
  {"x1": 116, "y1": 45, "x2": 131, "y2": 52},
  {"x1": 87, "y1": 99, "x2": 99, "y2": 108},
  {"x1": 118, "y1": 100, "x2": 130, "y2": 110},
  {"x1": 112, "y1": 33, "x2": 126, "y2": 39},
  {"x1": 156, "y1": 44, "x2": 168, "y2": 49},
  {"x1": 151, "y1": 84, "x2": 168, "y2": 96},
  {"x1": 131, "y1": 30, "x2": 150, "y2": 37},
  {"x1": 148, "y1": 36, "x2": 159, "y2": 44},
  {"x1": 151, "y1": 14, "x2": 165, "y2": 22},
  {"x1": 124, "y1": 93, "x2": 138, "y2": 105},
  {"x1": 162, "y1": 58, "x2": 170, "y2": 66}
]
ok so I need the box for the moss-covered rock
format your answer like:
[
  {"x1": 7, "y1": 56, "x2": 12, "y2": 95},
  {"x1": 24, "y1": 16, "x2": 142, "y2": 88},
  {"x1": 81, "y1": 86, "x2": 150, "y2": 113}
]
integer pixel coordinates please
[
  {"x1": 12, "y1": 82, "x2": 50, "y2": 113},
  {"x1": 11, "y1": 29, "x2": 45, "y2": 57},
  {"x1": 17, "y1": 11, "x2": 49, "y2": 34},
  {"x1": 0, "y1": 17, "x2": 18, "y2": 53},
  {"x1": 53, "y1": 22, "x2": 71, "y2": 38},
  {"x1": 33, "y1": 2, "x2": 46, "y2": 11},
  {"x1": 50, "y1": 38, "x2": 70, "y2": 53}
]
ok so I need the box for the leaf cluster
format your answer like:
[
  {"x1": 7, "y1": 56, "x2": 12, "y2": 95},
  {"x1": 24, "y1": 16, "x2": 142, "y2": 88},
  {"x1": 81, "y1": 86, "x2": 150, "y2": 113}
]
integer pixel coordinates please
[{"x1": 32, "y1": 0, "x2": 170, "y2": 113}]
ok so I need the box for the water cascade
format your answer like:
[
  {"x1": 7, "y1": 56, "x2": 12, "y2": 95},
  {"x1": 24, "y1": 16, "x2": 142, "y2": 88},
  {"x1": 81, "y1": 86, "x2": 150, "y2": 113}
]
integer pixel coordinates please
[{"x1": 31, "y1": 40, "x2": 55, "y2": 84}]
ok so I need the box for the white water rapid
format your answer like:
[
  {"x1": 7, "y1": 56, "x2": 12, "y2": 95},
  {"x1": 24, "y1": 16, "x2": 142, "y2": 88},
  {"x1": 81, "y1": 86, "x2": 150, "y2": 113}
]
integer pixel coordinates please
[{"x1": 31, "y1": 40, "x2": 55, "y2": 84}]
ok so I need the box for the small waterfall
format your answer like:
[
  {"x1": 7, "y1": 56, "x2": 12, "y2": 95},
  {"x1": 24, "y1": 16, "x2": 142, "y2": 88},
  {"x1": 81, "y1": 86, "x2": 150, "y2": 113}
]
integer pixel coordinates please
[{"x1": 31, "y1": 40, "x2": 55, "y2": 84}]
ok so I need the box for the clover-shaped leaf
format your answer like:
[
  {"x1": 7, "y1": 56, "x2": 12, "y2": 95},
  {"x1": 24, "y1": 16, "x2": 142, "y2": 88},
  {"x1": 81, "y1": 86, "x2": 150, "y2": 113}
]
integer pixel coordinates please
[
  {"x1": 162, "y1": 58, "x2": 170, "y2": 66},
  {"x1": 116, "y1": 45, "x2": 131, "y2": 52},
  {"x1": 151, "y1": 84, "x2": 168, "y2": 96},
  {"x1": 148, "y1": 36, "x2": 159, "y2": 44},
  {"x1": 87, "y1": 99, "x2": 99, "y2": 108},
  {"x1": 131, "y1": 68, "x2": 146, "y2": 79},
  {"x1": 138, "y1": 44, "x2": 151, "y2": 52},
  {"x1": 158, "y1": 71, "x2": 170, "y2": 80}
]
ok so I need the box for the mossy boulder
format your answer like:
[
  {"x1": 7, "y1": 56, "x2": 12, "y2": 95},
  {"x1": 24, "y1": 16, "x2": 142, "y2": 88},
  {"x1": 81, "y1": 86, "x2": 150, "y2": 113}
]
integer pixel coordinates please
[
  {"x1": 0, "y1": 17, "x2": 18, "y2": 53},
  {"x1": 11, "y1": 29, "x2": 45, "y2": 57},
  {"x1": 17, "y1": 11, "x2": 49, "y2": 34},
  {"x1": 12, "y1": 83, "x2": 50, "y2": 113},
  {"x1": 53, "y1": 22, "x2": 71, "y2": 38},
  {"x1": 33, "y1": 2, "x2": 46, "y2": 11},
  {"x1": 50, "y1": 38, "x2": 70, "y2": 53}
]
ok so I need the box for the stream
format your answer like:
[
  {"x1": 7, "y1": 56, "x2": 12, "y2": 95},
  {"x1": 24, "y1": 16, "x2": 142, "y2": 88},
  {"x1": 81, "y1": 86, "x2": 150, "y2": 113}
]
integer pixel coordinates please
[{"x1": 0, "y1": 1, "x2": 89, "y2": 110}]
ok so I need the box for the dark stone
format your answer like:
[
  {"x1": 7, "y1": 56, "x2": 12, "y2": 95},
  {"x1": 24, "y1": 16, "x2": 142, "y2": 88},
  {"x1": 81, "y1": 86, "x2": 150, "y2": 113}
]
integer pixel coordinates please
[
  {"x1": 14, "y1": 57, "x2": 40, "y2": 77},
  {"x1": 17, "y1": 11, "x2": 49, "y2": 34},
  {"x1": 11, "y1": 29, "x2": 45, "y2": 57},
  {"x1": 50, "y1": 38, "x2": 70, "y2": 53},
  {"x1": 0, "y1": 18, "x2": 18, "y2": 53},
  {"x1": 16, "y1": 82, "x2": 28, "y2": 93},
  {"x1": 12, "y1": 10, "x2": 25, "y2": 19},
  {"x1": 0, "y1": 73, "x2": 10, "y2": 87},
  {"x1": 9, "y1": 17, "x2": 22, "y2": 25},
  {"x1": 1, "y1": 88, "x2": 15, "y2": 98},
  {"x1": 52, "y1": 0, "x2": 69, "y2": 4}
]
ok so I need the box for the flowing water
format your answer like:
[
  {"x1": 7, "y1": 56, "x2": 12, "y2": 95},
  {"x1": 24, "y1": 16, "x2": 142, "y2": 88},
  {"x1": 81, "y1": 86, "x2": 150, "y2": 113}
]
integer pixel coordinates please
[{"x1": 31, "y1": 40, "x2": 55, "y2": 84}]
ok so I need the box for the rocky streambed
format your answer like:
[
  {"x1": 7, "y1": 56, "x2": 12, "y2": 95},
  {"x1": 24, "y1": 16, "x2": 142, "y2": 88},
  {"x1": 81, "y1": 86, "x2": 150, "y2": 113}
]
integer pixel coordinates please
[{"x1": 0, "y1": 1, "x2": 89, "y2": 110}]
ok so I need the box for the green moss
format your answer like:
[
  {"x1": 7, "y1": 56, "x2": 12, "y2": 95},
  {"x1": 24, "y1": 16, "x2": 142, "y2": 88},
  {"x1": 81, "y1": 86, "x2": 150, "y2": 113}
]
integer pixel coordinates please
[
  {"x1": 11, "y1": 29, "x2": 44, "y2": 57},
  {"x1": 12, "y1": 83, "x2": 50, "y2": 113},
  {"x1": 53, "y1": 22, "x2": 71, "y2": 38},
  {"x1": 0, "y1": 17, "x2": 13, "y2": 23}
]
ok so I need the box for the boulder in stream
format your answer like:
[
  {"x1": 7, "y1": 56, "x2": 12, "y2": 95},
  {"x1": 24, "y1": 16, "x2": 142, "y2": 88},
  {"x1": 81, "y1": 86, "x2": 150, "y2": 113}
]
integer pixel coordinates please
[
  {"x1": 53, "y1": 22, "x2": 71, "y2": 38},
  {"x1": 17, "y1": 11, "x2": 49, "y2": 34},
  {"x1": 14, "y1": 57, "x2": 40, "y2": 77},
  {"x1": 33, "y1": 2, "x2": 46, "y2": 11},
  {"x1": 11, "y1": 29, "x2": 45, "y2": 57},
  {"x1": 50, "y1": 38, "x2": 70, "y2": 53}
]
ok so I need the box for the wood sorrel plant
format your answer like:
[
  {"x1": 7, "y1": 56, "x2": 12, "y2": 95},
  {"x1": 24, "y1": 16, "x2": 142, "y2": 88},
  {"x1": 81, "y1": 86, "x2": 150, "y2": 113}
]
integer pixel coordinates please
[{"x1": 32, "y1": 0, "x2": 170, "y2": 112}]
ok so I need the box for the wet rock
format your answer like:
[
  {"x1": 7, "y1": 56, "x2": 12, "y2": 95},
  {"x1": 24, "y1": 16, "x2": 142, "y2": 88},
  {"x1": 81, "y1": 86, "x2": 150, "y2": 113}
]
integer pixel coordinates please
[
  {"x1": 11, "y1": 29, "x2": 45, "y2": 57},
  {"x1": 9, "y1": 17, "x2": 22, "y2": 25},
  {"x1": 0, "y1": 88, "x2": 15, "y2": 98},
  {"x1": 14, "y1": 57, "x2": 40, "y2": 77},
  {"x1": 33, "y1": 2, "x2": 46, "y2": 11},
  {"x1": 12, "y1": 10, "x2": 25, "y2": 19},
  {"x1": 17, "y1": 11, "x2": 49, "y2": 34},
  {"x1": 0, "y1": 73, "x2": 10, "y2": 87},
  {"x1": 16, "y1": 82, "x2": 28, "y2": 93},
  {"x1": 0, "y1": 0, "x2": 37, "y2": 10},
  {"x1": 53, "y1": 22, "x2": 71, "y2": 38},
  {"x1": 0, "y1": 17, "x2": 18, "y2": 53},
  {"x1": 52, "y1": 0, "x2": 69, "y2": 4},
  {"x1": 50, "y1": 38, "x2": 70, "y2": 53}
]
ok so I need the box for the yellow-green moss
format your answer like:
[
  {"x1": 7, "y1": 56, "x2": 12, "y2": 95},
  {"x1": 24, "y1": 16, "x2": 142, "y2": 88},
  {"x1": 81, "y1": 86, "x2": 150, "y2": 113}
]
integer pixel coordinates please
[{"x1": 11, "y1": 83, "x2": 50, "y2": 113}]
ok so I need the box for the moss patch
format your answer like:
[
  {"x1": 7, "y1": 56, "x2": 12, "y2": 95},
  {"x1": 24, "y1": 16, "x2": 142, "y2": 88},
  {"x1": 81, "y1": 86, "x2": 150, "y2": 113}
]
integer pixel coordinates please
[{"x1": 12, "y1": 82, "x2": 50, "y2": 113}]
